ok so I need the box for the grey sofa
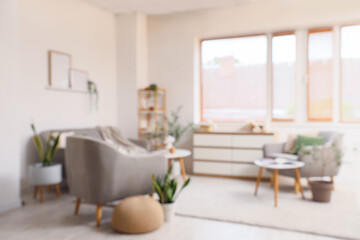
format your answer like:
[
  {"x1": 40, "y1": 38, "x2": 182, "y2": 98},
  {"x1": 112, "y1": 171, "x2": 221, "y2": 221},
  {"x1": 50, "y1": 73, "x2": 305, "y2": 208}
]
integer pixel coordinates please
[
  {"x1": 263, "y1": 131, "x2": 342, "y2": 181},
  {"x1": 65, "y1": 135, "x2": 167, "y2": 226}
]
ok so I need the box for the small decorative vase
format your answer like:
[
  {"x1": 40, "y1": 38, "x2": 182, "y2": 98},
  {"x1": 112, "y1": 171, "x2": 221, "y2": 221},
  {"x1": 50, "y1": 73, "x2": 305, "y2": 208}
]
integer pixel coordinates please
[
  {"x1": 29, "y1": 163, "x2": 62, "y2": 186},
  {"x1": 169, "y1": 147, "x2": 176, "y2": 154},
  {"x1": 162, "y1": 202, "x2": 176, "y2": 222}
]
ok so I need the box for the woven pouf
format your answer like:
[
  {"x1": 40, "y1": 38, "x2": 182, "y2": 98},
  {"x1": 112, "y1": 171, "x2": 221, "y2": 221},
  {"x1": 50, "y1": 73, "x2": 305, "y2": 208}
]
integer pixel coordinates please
[{"x1": 112, "y1": 195, "x2": 164, "y2": 234}]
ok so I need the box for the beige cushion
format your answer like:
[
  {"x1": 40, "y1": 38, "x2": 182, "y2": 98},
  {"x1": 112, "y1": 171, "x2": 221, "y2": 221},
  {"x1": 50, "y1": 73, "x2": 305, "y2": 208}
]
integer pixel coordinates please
[
  {"x1": 112, "y1": 196, "x2": 164, "y2": 234},
  {"x1": 284, "y1": 132, "x2": 318, "y2": 153}
]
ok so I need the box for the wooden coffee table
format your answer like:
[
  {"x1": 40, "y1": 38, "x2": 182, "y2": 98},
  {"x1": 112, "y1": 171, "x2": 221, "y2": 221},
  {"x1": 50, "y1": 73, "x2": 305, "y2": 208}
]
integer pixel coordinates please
[{"x1": 254, "y1": 158, "x2": 305, "y2": 207}]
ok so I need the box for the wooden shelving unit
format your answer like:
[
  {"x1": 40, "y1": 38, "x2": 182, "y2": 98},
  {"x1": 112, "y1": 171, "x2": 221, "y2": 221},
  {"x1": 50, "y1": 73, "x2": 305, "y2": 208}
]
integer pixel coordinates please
[{"x1": 138, "y1": 88, "x2": 166, "y2": 149}]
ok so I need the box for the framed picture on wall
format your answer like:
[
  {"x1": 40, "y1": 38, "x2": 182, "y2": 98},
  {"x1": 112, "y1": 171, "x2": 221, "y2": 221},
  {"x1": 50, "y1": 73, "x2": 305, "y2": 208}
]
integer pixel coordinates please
[
  {"x1": 70, "y1": 69, "x2": 88, "y2": 92},
  {"x1": 49, "y1": 50, "x2": 72, "y2": 89}
]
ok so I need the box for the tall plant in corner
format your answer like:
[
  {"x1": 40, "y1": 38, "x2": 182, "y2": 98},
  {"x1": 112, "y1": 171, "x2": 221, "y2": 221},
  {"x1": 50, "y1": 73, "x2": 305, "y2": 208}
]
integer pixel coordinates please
[
  {"x1": 166, "y1": 106, "x2": 194, "y2": 144},
  {"x1": 31, "y1": 124, "x2": 61, "y2": 166}
]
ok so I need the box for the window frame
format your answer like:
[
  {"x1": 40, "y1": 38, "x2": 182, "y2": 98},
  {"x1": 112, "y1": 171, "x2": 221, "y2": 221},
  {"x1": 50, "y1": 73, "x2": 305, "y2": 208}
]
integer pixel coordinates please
[
  {"x1": 199, "y1": 33, "x2": 268, "y2": 122},
  {"x1": 339, "y1": 24, "x2": 360, "y2": 123},
  {"x1": 271, "y1": 31, "x2": 296, "y2": 122},
  {"x1": 306, "y1": 27, "x2": 334, "y2": 122}
]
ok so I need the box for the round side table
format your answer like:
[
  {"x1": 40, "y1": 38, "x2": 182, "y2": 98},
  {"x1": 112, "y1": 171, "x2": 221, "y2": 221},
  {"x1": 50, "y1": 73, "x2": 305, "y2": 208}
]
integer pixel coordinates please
[
  {"x1": 254, "y1": 158, "x2": 305, "y2": 207},
  {"x1": 165, "y1": 149, "x2": 191, "y2": 181}
]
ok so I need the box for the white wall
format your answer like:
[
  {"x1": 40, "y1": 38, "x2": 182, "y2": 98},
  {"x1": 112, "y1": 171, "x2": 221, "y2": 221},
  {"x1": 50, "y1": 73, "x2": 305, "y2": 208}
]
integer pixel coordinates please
[
  {"x1": 148, "y1": 0, "x2": 360, "y2": 173},
  {"x1": 0, "y1": 0, "x2": 118, "y2": 211},
  {"x1": 116, "y1": 12, "x2": 149, "y2": 139},
  {"x1": 0, "y1": 0, "x2": 22, "y2": 212}
]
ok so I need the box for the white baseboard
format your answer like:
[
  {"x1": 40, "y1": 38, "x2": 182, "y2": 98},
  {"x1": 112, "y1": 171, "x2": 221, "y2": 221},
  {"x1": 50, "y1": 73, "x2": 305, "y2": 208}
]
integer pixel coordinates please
[{"x1": 0, "y1": 200, "x2": 22, "y2": 213}]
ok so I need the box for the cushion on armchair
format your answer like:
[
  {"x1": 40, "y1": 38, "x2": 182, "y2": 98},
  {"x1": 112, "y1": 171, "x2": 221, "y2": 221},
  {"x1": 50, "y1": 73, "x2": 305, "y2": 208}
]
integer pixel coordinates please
[
  {"x1": 291, "y1": 135, "x2": 325, "y2": 154},
  {"x1": 284, "y1": 132, "x2": 318, "y2": 153}
]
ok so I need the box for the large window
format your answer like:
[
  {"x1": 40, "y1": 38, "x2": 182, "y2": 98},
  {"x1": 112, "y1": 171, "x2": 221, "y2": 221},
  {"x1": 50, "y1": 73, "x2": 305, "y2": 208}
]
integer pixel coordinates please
[
  {"x1": 307, "y1": 28, "x2": 334, "y2": 121},
  {"x1": 201, "y1": 35, "x2": 267, "y2": 122},
  {"x1": 272, "y1": 32, "x2": 296, "y2": 121},
  {"x1": 341, "y1": 25, "x2": 360, "y2": 122}
]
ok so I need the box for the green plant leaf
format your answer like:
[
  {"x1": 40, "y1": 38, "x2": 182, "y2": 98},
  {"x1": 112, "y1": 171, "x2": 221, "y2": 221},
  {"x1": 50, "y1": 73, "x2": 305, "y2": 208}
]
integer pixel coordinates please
[
  {"x1": 31, "y1": 124, "x2": 44, "y2": 162},
  {"x1": 32, "y1": 135, "x2": 44, "y2": 161}
]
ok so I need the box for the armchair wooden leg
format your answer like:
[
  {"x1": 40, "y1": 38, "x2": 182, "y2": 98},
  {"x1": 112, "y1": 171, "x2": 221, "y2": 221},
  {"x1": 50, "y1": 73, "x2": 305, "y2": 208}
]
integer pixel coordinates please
[
  {"x1": 274, "y1": 169, "x2": 279, "y2": 207},
  {"x1": 96, "y1": 205, "x2": 102, "y2": 227},
  {"x1": 295, "y1": 169, "x2": 305, "y2": 200},
  {"x1": 330, "y1": 177, "x2": 335, "y2": 190},
  {"x1": 74, "y1": 198, "x2": 81, "y2": 215},
  {"x1": 33, "y1": 186, "x2": 38, "y2": 199},
  {"x1": 254, "y1": 167, "x2": 263, "y2": 196},
  {"x1": 47, "y1": 185, "x2": 52, "y2": 192}
]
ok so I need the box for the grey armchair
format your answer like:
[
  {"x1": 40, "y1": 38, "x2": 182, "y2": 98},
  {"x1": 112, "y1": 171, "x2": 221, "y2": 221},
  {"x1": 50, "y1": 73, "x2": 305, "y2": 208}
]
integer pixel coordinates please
[
  {"x1": 263, "y1": 131, "x2": 342, "y2": 185},
  {"x1": 65, "y1": 136, "x2": 167, "y2": 227}
]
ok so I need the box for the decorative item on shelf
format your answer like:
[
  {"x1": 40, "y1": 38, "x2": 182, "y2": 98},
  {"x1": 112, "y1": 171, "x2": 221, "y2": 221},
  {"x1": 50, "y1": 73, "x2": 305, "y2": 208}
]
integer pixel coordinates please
[
  {"x1": 249, "y1": 121, "x2": 264, "y2": 133},
  {"x1": 166, "y1": 106, "x2": 194, "y2": 146},
  {"x1": 299, "y1": 137, "x2": 343, "y2": 202},
  {"x1": 29, "y1": 124, "x2": 62, "y2": 203},
  {"x1": 199, "y1": 121, "x2": 213, "y2": 132},
  {"x1": 88, "y1": 80, "x2": 99, "y2": 111},
  {"x1": 149, "y1": 84, "x2": 158, "y2": 91},
  {"x1": 152, "y1": 168, "x2": 190, "y2": 222}
]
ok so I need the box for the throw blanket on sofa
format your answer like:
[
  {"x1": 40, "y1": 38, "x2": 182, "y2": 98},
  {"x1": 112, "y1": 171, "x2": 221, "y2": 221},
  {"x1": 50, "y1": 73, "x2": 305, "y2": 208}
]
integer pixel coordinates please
[{"x1": 97, "y1": 126, "x2": 148, "y2": 155}]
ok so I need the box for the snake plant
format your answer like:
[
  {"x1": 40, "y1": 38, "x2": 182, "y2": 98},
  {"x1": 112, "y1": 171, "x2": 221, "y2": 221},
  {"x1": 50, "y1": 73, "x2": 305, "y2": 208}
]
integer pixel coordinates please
[
  {"x1": 152, "y1": 168, "x2": 190, "y2": 204},
  {"x1": 31, "y1": 124, "x2": 61, "y2": 166}
]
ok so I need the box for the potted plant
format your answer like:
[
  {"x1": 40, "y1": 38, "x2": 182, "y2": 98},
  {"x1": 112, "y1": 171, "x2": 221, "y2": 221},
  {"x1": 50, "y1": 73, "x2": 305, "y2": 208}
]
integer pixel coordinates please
[
  {"x1": 88, "y1": 80, "x2": 99, "y2": 111},
  {"x1": 29, "y1": 124, "x2": 62, "y2": 192},
  {"x1": 165, "y1": 106, "x2": 194, "y2": 152},
  {"x1": 152, "y1": 168, "x2": 190, "y2": 221},
  {"x1": 299, "y1": 139, "x2": 343, "y2": 202}
]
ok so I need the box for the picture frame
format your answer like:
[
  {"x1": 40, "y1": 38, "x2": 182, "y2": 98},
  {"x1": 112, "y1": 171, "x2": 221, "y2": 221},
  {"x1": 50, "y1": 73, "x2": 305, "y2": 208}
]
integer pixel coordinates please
[
  {"x1": 70, "y1": 69, "x2": 89, "y2": 92},
  {"x1": 48, "y1": 50, "x2": 72, "y2": 89}
]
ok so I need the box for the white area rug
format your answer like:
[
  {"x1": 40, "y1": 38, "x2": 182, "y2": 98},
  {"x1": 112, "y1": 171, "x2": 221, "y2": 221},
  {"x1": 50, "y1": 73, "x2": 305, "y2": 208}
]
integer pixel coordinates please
[{"x1": 176, "y1": 176, "x2": 360, "y2": 240}]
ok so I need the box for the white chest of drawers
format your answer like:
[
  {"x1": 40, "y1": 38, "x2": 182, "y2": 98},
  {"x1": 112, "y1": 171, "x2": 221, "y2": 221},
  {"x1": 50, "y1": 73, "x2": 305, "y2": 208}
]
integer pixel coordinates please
[{"x1": 193, "y1": 131, "x2": 275, "y2": 179}]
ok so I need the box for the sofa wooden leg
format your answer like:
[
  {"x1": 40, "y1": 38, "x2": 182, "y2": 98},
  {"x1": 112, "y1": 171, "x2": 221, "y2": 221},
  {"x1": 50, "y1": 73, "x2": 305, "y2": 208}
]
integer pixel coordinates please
[
  {"x1": 74, "y1": 198, "x2": 81, "y2": 215},
  {"x1": 96, "y1": 205, "x2": 102, "y2": 227}
]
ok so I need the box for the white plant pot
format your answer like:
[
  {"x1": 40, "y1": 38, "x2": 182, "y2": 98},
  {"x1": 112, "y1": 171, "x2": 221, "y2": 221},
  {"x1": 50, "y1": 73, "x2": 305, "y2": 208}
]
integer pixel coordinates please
[
  {"x1": 29, "y1": 163, "x2": 62, "y2": 186},
  {"x1": 162, "y1": 203, "x2": 176, "y2": 222}
]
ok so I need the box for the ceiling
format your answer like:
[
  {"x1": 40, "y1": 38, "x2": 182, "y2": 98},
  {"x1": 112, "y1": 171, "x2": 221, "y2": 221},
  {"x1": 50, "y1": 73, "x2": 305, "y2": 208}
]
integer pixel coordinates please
[{"x1": 82, "y1": 0, "x2": 267, "y2": 15}]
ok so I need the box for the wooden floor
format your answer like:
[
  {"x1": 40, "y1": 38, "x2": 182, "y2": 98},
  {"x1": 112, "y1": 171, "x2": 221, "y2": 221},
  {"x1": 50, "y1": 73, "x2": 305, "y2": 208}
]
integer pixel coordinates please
[{"x1": 0, "y1": 192, "x2": 338, "y2": 240}]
